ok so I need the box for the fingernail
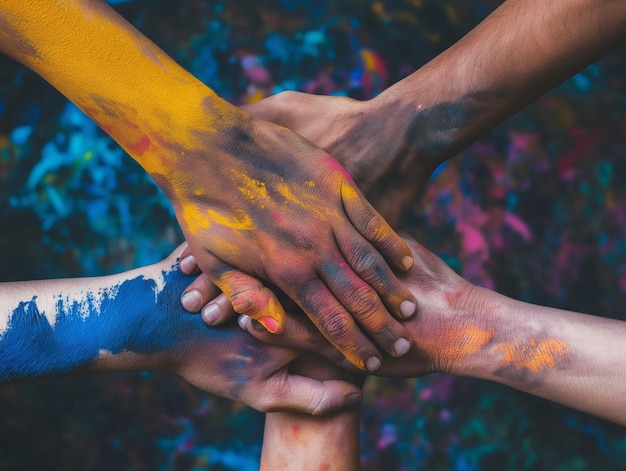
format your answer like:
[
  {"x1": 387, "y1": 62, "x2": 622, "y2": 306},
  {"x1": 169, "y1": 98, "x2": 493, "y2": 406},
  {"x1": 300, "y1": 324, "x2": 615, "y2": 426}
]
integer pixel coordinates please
[
  {"x1": 399, "y1": 300, "x2": 416, "y2": 319},
  {"x1": 181, "y1": 290, "x2": 203, "y2": 311},
  {"x1": 343, "y1": 392, "x2": 362, "y2": 408},
  {"x1": 402, "y1": 255, "x2": 414, "y2": 270},
  {"x1": 201, "y1": 303, "x2": 221, "y2": 325},
  {"x1": 259, "y1": 316, "x2": 280, "y2": 334},
  {"x1": 238, "y1": 314, "x2": 251, "y2": 330},
  {"x1": 251, "y1": 319, "x2": 266, "y2": 332},
  {"x1": 366, "y1": 356, "x2": 381, "y2": 372},
  {"x1": 393, "y1": 338, "x2": 411, "y2": 357},
  {"x1": 179, "y1": 255, "x2": 197, "y2": 273}
]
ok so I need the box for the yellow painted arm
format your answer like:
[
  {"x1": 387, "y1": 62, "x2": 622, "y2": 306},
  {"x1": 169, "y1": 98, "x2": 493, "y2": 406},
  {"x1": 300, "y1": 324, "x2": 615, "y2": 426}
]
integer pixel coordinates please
[{"x1": 0, "y1": 0, "x2": 236, "y2": 175}]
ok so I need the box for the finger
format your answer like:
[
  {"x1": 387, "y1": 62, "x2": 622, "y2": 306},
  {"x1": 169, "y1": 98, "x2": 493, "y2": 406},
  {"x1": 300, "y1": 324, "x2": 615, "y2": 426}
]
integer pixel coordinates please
[
  {"x1": 178, "y1": 245, "x2": 200, "y2": 275},
  {"x1": 239, "y1": 314, "x2": 359, "y2": 372},
  {"x1": 340, "y1": 181, "x2": 414, "y2": 272},
  {"x1": 334, "y1": 228, "x2": 417, "y2": 320},
  {"x1": 180, "y1": 273, "x2": 220, "y2": 313},
  {"x1": 317, "y1": 256, "x2": 413, "y2": 358},
  {"x1": 254, "y1": 374, "x2": 362, "y2": 415},
  {"x1": 200, "y1": 253, "x2": 286, "y2": 334},
  {"x1": 200, "y1": 293, "x2": 236, "y2": 326},
  {"x1": 293, "y1": 278, "x2": 383, "y2": 372}
]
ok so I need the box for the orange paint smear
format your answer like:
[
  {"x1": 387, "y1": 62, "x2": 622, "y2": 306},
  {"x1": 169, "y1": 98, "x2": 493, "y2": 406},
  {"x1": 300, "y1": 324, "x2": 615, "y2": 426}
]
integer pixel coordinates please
[
  {"x1": 495, "y1": 338, "x2": 569, "y2": 372},
  {"x1": 436, "y1": 325, "x2": 495, "y2": 360}
]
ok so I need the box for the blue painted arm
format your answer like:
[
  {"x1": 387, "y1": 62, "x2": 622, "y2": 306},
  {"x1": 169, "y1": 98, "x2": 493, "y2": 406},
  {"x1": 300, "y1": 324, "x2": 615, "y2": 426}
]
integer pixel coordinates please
[
  {"x1": 0, "y1": 246, "x2": 361, "y2": 414},
  {"x1": 0, "y1": 265, "x2": 200, "y2": 381}
]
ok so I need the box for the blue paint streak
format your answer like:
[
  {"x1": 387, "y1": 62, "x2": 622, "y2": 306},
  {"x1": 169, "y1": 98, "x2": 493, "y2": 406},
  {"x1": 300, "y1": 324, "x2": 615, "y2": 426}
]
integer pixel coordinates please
[{"x1": 0, "y1": 268, "x2": 225, "y2": 381}]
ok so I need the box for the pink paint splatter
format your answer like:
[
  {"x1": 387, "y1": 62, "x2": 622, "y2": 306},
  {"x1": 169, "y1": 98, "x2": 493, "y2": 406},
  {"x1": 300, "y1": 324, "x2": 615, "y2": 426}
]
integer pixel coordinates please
[{"x1": 323, "y1": 156, "x2": 354, "y2": 182}]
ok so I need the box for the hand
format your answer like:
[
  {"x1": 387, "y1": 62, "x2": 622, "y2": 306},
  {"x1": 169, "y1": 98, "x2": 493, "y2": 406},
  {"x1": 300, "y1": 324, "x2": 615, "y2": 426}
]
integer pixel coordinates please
[
  {"x1": 164, "y1": 112, "x2": 417, "y2": 371},
  {"x1": 0, "y1": 242, "x2": 361, "y2": 415},
  {"x1": 241, "y1": 92, "x2": 447, "y2": 226},
  {"x1": 181, "y1": 92, "x2": 451, "y2": 353},
  {"x1": 235, "y1": 236, "x2": 481, "y2": 379},
  {"x1": 260, "y1": 354, "x2": 364, "y2": 471},
  {"x1": 0, "y1": 0, "x2": 416, "y2": 371},
  {"x1": 151, "y1": 245, "x2": 363, "y2": 415}
]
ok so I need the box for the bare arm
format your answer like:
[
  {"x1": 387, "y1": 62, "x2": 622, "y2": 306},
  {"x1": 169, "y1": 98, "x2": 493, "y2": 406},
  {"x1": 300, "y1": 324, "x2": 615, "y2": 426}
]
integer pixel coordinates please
[
  {"x1": 0, "y1": 0, "x2": 416, "y2": 370},
  {"x1": 242, "y1": 0, "x2": 626, "y2": 224},
  {"x1": 379, "y1": 0, "x2": 626, "y2": 149}
]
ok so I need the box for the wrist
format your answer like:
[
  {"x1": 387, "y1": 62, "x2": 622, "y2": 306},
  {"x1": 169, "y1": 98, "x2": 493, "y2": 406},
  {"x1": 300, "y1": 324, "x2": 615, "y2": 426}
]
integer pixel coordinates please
[
  {"x1": 414, "y1": 282, "x2": 505, "y2": 379},
  {"x1": 373, "y1": 71, "x2": 484, "y2": 167},
  {"x1": 440, "y1": 285, "x2": 506, "y2": 378}
]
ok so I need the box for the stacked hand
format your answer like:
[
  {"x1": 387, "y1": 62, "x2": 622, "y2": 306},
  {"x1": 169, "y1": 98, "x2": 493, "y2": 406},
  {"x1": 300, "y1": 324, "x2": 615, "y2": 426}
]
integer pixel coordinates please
[
  {"x1": 171, "y1": 111, "x2": 417, "y2": 371},
  {"x1": 182, "y1": 236, "x2": 474, "y2": 382}
]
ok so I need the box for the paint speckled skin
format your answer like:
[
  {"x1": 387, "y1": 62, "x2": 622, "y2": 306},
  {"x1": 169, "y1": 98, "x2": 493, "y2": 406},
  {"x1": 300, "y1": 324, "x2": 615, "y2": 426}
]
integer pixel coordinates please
[
  {"x1": 0, "y1": 0, "x2": 416, "y2": 368},
  {"x1": 260, "y1": 355, "x2": 361, "y2": 471}
]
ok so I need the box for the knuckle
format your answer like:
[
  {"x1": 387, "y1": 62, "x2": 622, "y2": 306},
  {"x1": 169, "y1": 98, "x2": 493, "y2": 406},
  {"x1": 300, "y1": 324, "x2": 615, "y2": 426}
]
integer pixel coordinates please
[
  {"x1": 308, "y1": 394, "x2": 330, "y2": 416},
  {"x1": 344, "y1": 285, "x2": 380, "y2": 318},
  {"x1": 229, "y1": 286, "x2": 261, "y2": 316},
  {"x1": 252, "y1": 395, "x2": 274, "y2": 413},
  {"x1": 298, "y1": 279, "x2": 324, "y2": 311},
  {"x1": 318, "y1": 309, "x2": 353, "y2": 342},
  {"x1": 273, "y1": 90, "x2": 299, "y2": 106},
  {"x1": 352, "y1": 245, "x2": 382, "y2": 279},
  {"x1": 292, "y1": 230, "x2": 321, "y2": 255},
  {"x1": 363, "y1": 214, "x2": 384, "y2": 241}
]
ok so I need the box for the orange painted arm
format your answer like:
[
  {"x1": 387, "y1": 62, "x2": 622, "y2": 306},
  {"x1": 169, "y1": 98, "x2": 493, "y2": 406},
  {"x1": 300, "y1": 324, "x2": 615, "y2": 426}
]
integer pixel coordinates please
[{"x1": 242, "y1": 237, "x2": 626, "y2": 426}]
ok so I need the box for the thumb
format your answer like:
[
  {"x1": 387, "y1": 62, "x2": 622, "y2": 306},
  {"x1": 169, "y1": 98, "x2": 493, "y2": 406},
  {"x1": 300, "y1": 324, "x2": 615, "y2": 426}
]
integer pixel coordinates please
[
  {"x1": 262, "y1": 375, "x2": 362, "y2": 415},
  {"x1": 241, "y1": 91, "x2": 306, "y2": 126}
]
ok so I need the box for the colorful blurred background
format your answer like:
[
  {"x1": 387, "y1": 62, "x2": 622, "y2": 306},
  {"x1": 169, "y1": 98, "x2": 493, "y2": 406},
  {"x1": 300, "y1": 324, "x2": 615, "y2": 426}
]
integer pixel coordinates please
[{"x1": 0, "y1": 0, "x2": 625, "y2": 469}]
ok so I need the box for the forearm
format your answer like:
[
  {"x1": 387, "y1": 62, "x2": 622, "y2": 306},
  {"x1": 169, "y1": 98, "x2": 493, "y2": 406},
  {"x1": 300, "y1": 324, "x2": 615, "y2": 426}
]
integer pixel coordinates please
[
  {"x1": 0, "y1": 0, "x2": 242, "y2": 176},
  {"x1": 442, "y1": 286, "x2": 626, "y2": 425},
  {"x1": 377, "y1": 0, "x2": 626, "y2": 160},
  {"x1": 0, "y1": 262, "x2": 192, "y2": 381},
  {"x1": 261, "y1": 356, "x2": 360, "y2": 471}
]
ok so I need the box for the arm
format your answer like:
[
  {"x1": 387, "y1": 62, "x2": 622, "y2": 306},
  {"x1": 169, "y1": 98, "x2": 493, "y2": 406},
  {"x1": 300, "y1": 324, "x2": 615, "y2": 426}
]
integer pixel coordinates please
[
  {"x1": 0, "y1": 245, "x2": 361, "y2": 415},
  {"x1": 261, "y1": 355, "x2": 362, "y2": 471},
  {"x1": 242, "y1": 0, "x2": 626, "y2": 225},
  {"x1": 241, "y1": 237, "x2": 626, "y2": 426},
  {"x1": 0, "y1": 0, "x2": 416, "y2": 370}
]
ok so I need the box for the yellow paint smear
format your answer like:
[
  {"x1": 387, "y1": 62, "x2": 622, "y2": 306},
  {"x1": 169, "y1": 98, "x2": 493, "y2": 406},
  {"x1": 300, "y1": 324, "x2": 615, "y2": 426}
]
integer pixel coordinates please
[
  {"x1": 231, "y1": 169, "x2": 270, "y2": 202},
  {"x1": 0, "y1": 0, "x2": 234, "y2": 174},
  {"x1": 276, "y1": 183, "x2": 334, "y2": 219},
  {"x1": 181, "y1": 203, "x2": 255, "y2": 234},
  {"x1": 206, "y1": 209, "x2": 255, "y2": 231},
  {"x1": 179, "y1": 203, "x2": 210, "y2": 235},
  {"x1": 340, "y1": 182, "x2": 362, "y2": 203}
]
